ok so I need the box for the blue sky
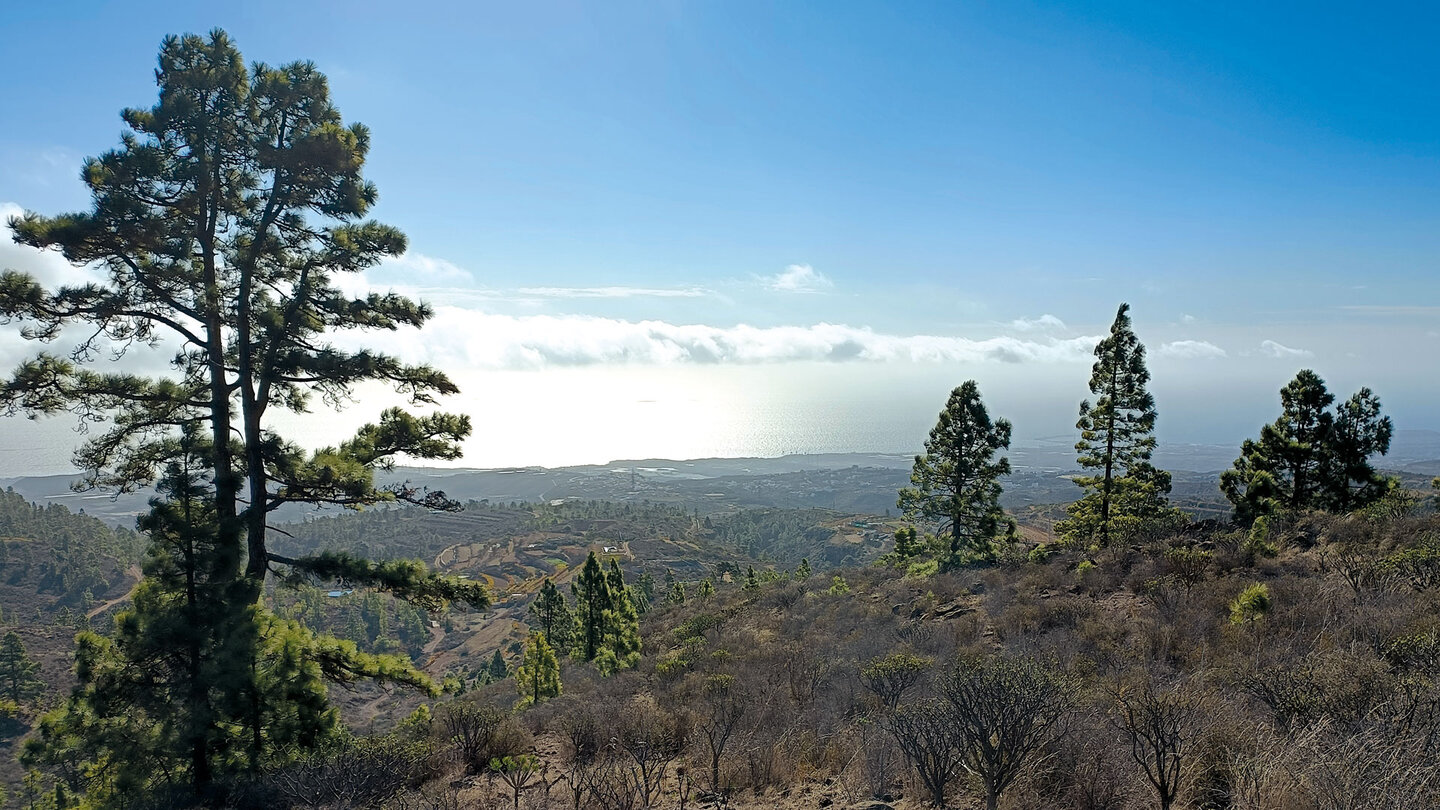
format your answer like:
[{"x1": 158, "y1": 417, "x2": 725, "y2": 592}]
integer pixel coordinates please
[{"x1": 1, "y1": 1, "x2": 1437, "y2": 467}]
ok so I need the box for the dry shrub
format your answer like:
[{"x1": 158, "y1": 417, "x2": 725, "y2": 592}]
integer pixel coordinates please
[
  {"x1": 246, "y1": 735, "x2": 441, "y2": 809},
  {"x1": 437, "y1": 700, "x2": 531, "y2": 773}
]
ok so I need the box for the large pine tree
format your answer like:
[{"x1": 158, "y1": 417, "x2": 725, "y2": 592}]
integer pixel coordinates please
[
  {"x1": 1323, "y1": 386, "x2": 1395, "y2": 512},
  {"x1": 567, "y1": 553, "x2": 640, "y2": 674},
  {"x1": 1057, "y1": 304, "x2": 1177, "y2": 547},
  {"x1": 897, "y1": 381, "x2": 1013, "y2": 566},
  {"x1": 23, "y1": 441, "x2": 437, "y2": 805},
  {"x1": 1221, "y1": 370, "x2": 1393, "y2": 524},
  {"x1": 571, "y1": 552, "x2": 611, "y2": 663},
  {"x1": 0, "y1": 31, "x2": 485, "y2": 802},
  {"x1": 601, "y1": 560, "x2": 642, "y2": 675}
]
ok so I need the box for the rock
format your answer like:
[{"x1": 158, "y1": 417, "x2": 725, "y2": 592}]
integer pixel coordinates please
[{"x1": 932, "y1": 601, "x2": 976, "y2": 618}]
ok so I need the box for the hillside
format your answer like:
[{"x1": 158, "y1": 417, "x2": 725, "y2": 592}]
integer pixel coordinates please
[
  {"x1": 271, "y1": 500, "x2": 892, "y2": 697},
  {"x1": 0, "y1": 490, "x2": 146, "y2": 798},
  {"x1": 0, "y1": 489, "x2": 144, "y2": 618},
  {"x1": 314, "y1": 504, "x2": 1440, "y2": 810},
  {"x1": 9, "y1": 481, "x2": 1438, "y2": 807}
]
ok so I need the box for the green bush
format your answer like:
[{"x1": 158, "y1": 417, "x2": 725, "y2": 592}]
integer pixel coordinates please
[{"x1": 1229, "y1": 583, "x2": 1272, "y2": 625}]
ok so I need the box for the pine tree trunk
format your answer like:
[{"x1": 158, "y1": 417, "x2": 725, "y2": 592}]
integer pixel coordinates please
[
  {"x1": 183, "y1": 486, "x2": 213, "y2": 790},
  {"x1": 243, "y1": 408, "x2": 269, "y2": 579},
  {"x1": 1101, "y1": 364, "x2": 1119, "y2": 547}
]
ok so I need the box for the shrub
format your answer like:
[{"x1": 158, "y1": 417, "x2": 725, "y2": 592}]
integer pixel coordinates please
[{"x1": 1228, "y1": 583, "x2": 1272, "y2": 626}]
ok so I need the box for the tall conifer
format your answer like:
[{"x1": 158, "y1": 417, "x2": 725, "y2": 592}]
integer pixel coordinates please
[
  {"x1": 571, "y1": 552, "x2": 611, "y2": 663},
  {"x1": 528, "y1": 579, "x2": 573, "y2": 655},
  {"x1": 1, "y1": 32, "x2": 484, "y2": 802},
  {"x1": 1058, "y1": 304, "x2": 1175, "y2": 546},
  {"x1": 0, "y1": 631, "x2": 43, "y2": 707},
  {"x1": 601, "y1": 560, "x2": 642, "y2": 675},
  {"x1": 487, "y1": 650, "x2": 508, "y2": 682},
  {"x1": 897, "y1": 381, "x2": 1013, "y2": 565}
]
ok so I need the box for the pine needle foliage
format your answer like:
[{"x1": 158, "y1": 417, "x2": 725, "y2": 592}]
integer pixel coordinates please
[
  {"x1": 571, "y1": 552, "x2": 611, "y2": 664},
  {"x1": 515, "y1": 632, "x2": 561, "y2": 708},
  {"x1": 528, "y1": 578, "x2": 574, "y2": 655},
  {"x1": 897, "y1": 381, "x2": 1013, "y2": 567},
  {"x1": 601, "y1": 560, "x2": 643, "y2": 675},
  {"x1": 0, "y1": 631, "x2": 43, "y2": 707},
  {"x1": 568, "y1": 552, "x2": 641, "y2": 674},
  {"x1": 1057, "y1": 304, "x2": 1178, "y2": 547},
  {"x1": 0, "y1": 31, "x2": 486, "y2": 804},
  {"x1": 1220, "y1": 369, "x2": 1394, "y2": 525}
]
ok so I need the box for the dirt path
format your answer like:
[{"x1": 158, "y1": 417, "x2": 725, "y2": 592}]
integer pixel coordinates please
[
  {"x1": 86, "y1": 565, "x2": 142, "y2": 618},
  {"x1": 422, "y1": 623, "x2": 445, "y2": 657}
]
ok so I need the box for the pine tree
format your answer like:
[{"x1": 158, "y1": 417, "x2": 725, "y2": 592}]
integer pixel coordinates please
[
  {"x1": 0, "y1": 630, "x2": 43, "y2": 706},
  {"x1": 1, "y1": 32, "x2": 485, "y2": 802},
  {"x1": 897, "y1": 381, "x2": 1013, "y2": 566},
  {"x1": 743, "y1": 566, "x2": 761, "y2": 591},
  {"x1": 24, "y1": 451, "x2": 434, "y2": 805},
  {"x1": 794, "y1": 558, "x2": 813, "y2": 580},
  {"x1": 635, "y1": 569, "x2": 657, "y2": 614},
  {"x1": 0, "y1": 29, "x2": 481, "y2": 597},
  {"x1": 515, "y1": 632, "x2": 561, "y2": 708},
  {"x1": 891, "y1": 525, "x2": 928, "y2": 560},
  {"x1": 665, "y1": 580, "x2": 686, "y2": 606},
  {"x1": 488, "y1": 649, "x2": 508, "y2": 682},
  {"x1": 23, "y1": 451, "x2": 258, "y2": 799},
  {"x1": 698, "y1": 578, "x2": 716, "y2": 601},
  {"x1": 528, "y1": 579, "x2": 574, "y2": 655},
  {"x1": 1324, "y1": 387, "x2": 1395, "y2": 511},
  {"x1": 571, "y1": 552, "x2": 611, "y2": 663},
  {"x1": 1058, "y1": 304, "x2": 1178, "y2": 546},
  {"x1": 1221, "y1": 370, "x2": 1393, "y2": 524},
  {"x1": 600, "y1": 560, "x2": 642, "y2": 675}
]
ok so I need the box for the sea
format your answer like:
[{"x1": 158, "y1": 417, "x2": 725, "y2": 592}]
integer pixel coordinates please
[{"x1": 0, "y1": 363, "x2": 1432, "y2": 479}]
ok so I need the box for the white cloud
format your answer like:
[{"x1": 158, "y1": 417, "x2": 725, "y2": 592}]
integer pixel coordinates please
[
  {"x1": 1259, "y1": 339, "x2": 1312, "y2": 359},
  {"x1": 1010, "y1": 314, "x2": 1066, "y2": 332},
  {"x1": 331, "y1": 255, "x2": 715, "y2": 305},
  {"x1": 338, "y1": 308, "x2": 1100, "y2": 370},
  {"x1": 1180, "y1": 313, "x2": 1197, "y2": 324},
  {"x1": 373, "y1": 253, "x2": 473, "y2": 285},
  {"x1": 761, "y1": 264, "x2": 833, "y2": 293},
  {"x1": 517, "y1": 286, "x2": 711, "y2": 299},
  {"x1": 1157, "y1": 340, "x2": 1226, "y2": 360},
  {"x1": 332, "y1": 253, "x2": 484, "y2": 303}
]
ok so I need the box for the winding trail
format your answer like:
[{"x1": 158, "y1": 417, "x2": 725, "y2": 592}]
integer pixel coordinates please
[
  {"x1": 86, "y1": 565, "x2": 142, "y2": 619},
  {"x1": 422, "y1": 623, "x2": 446, "y2": 658}
]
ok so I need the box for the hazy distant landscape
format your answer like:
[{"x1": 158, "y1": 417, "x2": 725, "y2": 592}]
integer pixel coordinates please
[{"x1": 9, "y1": 430, "x2": 1440, "y2": 530}]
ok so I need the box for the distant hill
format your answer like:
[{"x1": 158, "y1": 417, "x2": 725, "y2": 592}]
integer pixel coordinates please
[
  {"x1": 0, "y1": 488, "x2": 144, "y2": 618},
  {"x1": 4, "y1": 433, "x2": 1435, "y2": 528},
  {"x1": 0, "y1": 490, "x2": 148, "y2": 795}
]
